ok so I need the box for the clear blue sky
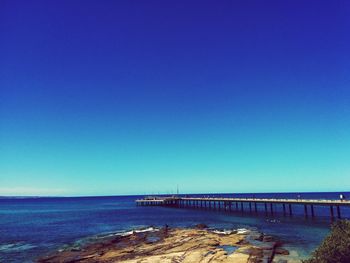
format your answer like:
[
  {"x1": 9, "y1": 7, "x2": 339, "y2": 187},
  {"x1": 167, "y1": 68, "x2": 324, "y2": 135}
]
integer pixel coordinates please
[{"x1": 1, "y1": 0, "x2": 349, "y2": 196}]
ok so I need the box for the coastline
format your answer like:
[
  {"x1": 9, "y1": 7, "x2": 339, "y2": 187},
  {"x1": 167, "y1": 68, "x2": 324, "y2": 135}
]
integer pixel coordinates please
[
  {"x1": 37, "y1": 225, "x2": 303, "y2": 263},
  {"x1": 1, "y1": 194, "x2": 335, "y2": 262}
]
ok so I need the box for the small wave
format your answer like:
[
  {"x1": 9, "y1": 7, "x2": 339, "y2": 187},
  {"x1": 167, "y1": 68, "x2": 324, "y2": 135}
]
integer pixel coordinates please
[
  {"x1": 0, "y1": 242, "x2": 36, "y2": 252},
  {"x1": 212, "y1": 230, "x2": 234, "y2": 235},
  {"x1": 211, "y1": 228, "x2": 250, "y2": 235},
  {"x1": 135, "y1": 227, "x2": 159, "y2": 233},
  {"x1": 59, "y1": 226, "x2": 162, "y2": 251},
  {"x1": 118, "y1": 230, "x2": 134, "y2": 237},
  {"x1": 236, "y1": 228, "x2": 250, "y2": 234},
  {"x1": 116, "y1": 227, "x2": 160, "y2": 236},
  {"x1": 94, "y1": 227, "x2": 160, "y2": 239}
]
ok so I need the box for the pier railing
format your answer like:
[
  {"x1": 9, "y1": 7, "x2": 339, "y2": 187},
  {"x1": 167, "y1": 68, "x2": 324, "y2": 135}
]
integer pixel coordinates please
[{"x1": 136, "y1": 196, "x2": 350, "y2": 219}]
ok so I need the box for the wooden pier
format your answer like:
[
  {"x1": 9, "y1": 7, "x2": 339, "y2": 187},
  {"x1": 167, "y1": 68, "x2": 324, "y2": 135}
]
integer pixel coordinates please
[
  {"x1": 136, "y1": 196, "x2": 350, "y2": 219},
  {"x1": 135, "y1": 196, "x2": 179, "y2": 206}
]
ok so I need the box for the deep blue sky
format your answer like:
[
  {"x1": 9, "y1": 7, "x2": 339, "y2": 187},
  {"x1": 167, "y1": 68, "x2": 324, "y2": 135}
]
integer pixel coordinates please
[{"x1": 1, "y1": 1, "x2": 349, "y2": 196}]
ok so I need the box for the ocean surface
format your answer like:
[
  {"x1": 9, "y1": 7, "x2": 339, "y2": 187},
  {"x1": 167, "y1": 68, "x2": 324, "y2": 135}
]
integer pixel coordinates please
[{"x1": 1, "y1": 192, "x2": 350, "y2": 263}]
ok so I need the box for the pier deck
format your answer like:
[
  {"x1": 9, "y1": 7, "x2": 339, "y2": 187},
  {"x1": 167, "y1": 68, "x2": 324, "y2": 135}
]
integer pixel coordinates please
[{"x1": 136, "y1": 196, "x2": 350, "y2": 218}]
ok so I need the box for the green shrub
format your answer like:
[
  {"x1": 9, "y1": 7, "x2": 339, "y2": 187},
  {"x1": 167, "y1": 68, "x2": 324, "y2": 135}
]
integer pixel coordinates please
[{"x1": 304, "y1": 220, "x2": 350, "y2": 263}]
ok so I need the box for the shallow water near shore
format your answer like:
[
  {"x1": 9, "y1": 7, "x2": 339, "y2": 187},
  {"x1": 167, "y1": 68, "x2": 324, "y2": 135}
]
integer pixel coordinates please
[
  {"x1": 1, "y1": 192, "x2": 349, "y2": 262},
  {"x1": 218, "y1": 245, "x2": 238, "y2": 255}
]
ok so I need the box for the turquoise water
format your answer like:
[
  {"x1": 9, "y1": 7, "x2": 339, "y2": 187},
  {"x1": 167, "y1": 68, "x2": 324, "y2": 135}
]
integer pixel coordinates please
[
  {"x1": 0, "y1": 192, "x2": 349, "y2": 262},
  {"x1": 218, "y1": 245, "x2": 238, "y2": 255}
]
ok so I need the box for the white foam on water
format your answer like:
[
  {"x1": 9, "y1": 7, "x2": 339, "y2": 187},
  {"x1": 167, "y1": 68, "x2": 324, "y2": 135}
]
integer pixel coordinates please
[
  {"x1": 119, "y1": 231, "x2": 134, "y2": 237},
  {"x1": 236, "y1": 228, "x2": 250, "y2": 234},
  {"x1": 0, "y1": 242, "x2": 36, "y2": 252},
  {"x1": 212, "y1": 230, "x2": 233, "y2": 235},
  {"x1": 211, "y1": 228, "x2": 251, "y2": 235},
  {"x1": 112, "y1": 227, "x2": 160, "y2": 237},
  {"x1": 135, "y1": 227, "x2": 159, "y2": 233}
]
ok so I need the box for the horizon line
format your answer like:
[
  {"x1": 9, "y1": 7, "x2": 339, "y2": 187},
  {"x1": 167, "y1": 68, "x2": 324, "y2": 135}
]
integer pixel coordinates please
[{"x1": 1, "y1": 190, "x2": 350, "y2": 199}]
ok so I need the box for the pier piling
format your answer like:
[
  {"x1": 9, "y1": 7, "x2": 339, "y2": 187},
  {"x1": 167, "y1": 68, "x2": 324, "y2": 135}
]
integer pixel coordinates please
[
  {"x1": 330, "y1": 206, "x2": 334, "y2": 218},
  {"x1": 136, "y1": 196, "x2": 349, "y2": 220},
  {"x1": 337, "y1": 206, "x2": 341, "y2": 219},
  {"x1": 304, "y1": 205, "x2": 308, "y2": 217}
]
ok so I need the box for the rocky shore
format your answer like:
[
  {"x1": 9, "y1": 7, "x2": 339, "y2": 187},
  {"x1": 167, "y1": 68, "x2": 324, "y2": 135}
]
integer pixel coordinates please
[{"x1": 37, "y1": 225, "x2": 301, "y2": 263}]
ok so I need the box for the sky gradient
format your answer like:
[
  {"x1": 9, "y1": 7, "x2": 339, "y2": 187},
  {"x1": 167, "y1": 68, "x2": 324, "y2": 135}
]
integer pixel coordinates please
[{"x1": 1, "y1": 0, "x2": 350, "y2": 196}]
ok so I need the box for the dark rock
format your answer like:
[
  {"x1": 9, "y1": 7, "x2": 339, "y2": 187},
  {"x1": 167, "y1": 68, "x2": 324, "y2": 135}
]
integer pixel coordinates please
[
  {"x1": 259, "y1": 242, "x2": 276, "y2": 250},
  {"x1": 237, "y1": 239, "x2": 249, "y2": 245},
  {"x1": 262, "y1": 249, "x2": 274, "y2": 262},
  {"x1": 194, "y1": 223, "x2": 208, "y2": 229},
  {"x1": 250, "y1": 233, "x2": 263, "y2": 241},
  {"x1": 262, "y1": 235, "x2": 274, "y2": 242},
  {"x1": 275, "y1": 247, "x2": 289, "y2": 255},
  {"x1": 275, "y1": 240, "x2": 283, "y2": 247}
]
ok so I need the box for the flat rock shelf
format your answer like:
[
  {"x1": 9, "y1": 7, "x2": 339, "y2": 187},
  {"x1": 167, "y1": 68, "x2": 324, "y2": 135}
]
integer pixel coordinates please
[{"x1": 37, "y1": 226, "x2": 300, "y2": 263}]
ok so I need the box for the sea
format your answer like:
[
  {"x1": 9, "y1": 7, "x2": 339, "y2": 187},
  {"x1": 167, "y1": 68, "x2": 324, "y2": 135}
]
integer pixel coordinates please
[{"x1": 1, "y1": 192, "x2": 350, "y2": 263}]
